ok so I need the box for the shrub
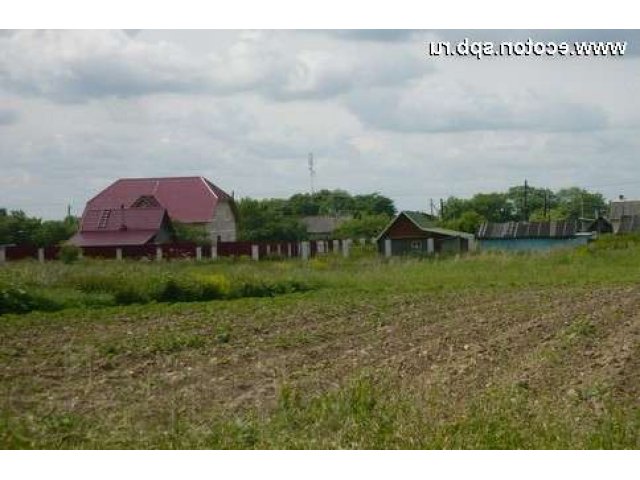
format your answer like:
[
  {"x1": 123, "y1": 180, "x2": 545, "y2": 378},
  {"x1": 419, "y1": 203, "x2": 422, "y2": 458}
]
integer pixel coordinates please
[
  {"x1": 58, "y1": 244, "x2": 81, "y2": 264},
  {"x1": 0, "y1": 284, "x2": 59, "y2": 315},
  {"x1": 158, "y1": 274, "x2": 229, "y2": 303}
]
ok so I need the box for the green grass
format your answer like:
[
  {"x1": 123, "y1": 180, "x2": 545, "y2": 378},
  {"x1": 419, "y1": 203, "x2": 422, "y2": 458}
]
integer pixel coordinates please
[
  {"x1": 4, "y1": 235, "x2": 640, "y2": 317},
  {"x1": 2, "y1": 235, "x2": 640, "y2": 448}
]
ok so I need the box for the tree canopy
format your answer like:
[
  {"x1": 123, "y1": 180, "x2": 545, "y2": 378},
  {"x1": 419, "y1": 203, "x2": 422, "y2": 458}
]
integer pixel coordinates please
[
  {"x1": 0, "y1": 211, "x2": 78, "y2": 246},
  {"x1": 236, "y1": 190, "x2": 396, "y2": 241},
  {"x1": 439, "y1": 185, "x2": 607, "y2": 234}
]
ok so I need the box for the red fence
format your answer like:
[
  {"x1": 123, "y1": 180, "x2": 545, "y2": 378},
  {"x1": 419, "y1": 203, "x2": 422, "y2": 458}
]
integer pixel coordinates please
[{"x1": 0, "y1": 238, "x2": 368, "y2": 263}]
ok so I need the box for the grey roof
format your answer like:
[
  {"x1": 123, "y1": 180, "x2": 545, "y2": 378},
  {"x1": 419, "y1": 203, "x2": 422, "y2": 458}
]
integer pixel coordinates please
[
  {"x1": 610, "y1": 201, "x2": 640, "y2": 219},
  {"x1": 301, "y1": 215, "x2": 351, "y2": 234},
  {"x1": 580, "y1": 216, "x2": 613, "y2": 233},
  {"x1": 477, "y1": 221, "x2": 578, "y2": 239}
]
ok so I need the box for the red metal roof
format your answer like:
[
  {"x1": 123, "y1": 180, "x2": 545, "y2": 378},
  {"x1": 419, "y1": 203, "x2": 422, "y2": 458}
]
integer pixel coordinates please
[
  {"x1": 81, "y1": 207, "x2": 167, "y2": 232},
  {"x1": 73, "y1": 206, "x2": 171, "y2": 247},
  {"x1": 84, "y1": 176, "x2": 232, "y2": 224},
  {"x1": 70, "y1": 230, "x2": 158, "y2": 247}
]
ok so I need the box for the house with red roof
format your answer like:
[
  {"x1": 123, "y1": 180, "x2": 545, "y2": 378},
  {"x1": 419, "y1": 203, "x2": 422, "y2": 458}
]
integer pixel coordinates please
[{"x1": 70, "y1": 176, "x2": 237, "y2": 247}]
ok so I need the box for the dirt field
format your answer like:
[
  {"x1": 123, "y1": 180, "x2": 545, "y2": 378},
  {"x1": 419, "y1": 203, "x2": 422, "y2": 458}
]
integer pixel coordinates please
[{"x1": 2, "y1": 246, "x2": 640, "y2": 448}]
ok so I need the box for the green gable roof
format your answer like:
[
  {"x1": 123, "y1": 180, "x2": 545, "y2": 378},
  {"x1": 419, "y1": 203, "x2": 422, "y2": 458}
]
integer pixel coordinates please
[
  {"x1": 375, "y1": 210, "x2": 474, "y2": 241},
  {"x1": 402, "y1": 210, "x2": 436, "y2": 229}
]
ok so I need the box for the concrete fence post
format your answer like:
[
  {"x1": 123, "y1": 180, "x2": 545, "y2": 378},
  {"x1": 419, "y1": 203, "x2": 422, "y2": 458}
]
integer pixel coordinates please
[
  {"x1": 116, "y1": 248, "x2": 123, "y2": 261},
  {"x1": 342, "y1": 239, "x2": 351, "y2": 258},
  {"x1": 0, "y1": 246, "x2": 6, "y2": 264},
  {"x1": 468, "y1": 238, "x2": 477, "y2": 252},
  {"x1": 287, "y1": 243, "x2": 292, "y2": 258},
  {"x1": 251, "y1": 244, "x2": 259, "y2": 261},
  {"x1": 37, "y1": 248, "x2": 45, "y2": 263},
  {"x1": 276, "y1": 244, "x2": 282, "y2": 256},
  {"x1": 427, "y1": 238, "x2": 435, "y2": 255},
  {"x1": 301, "y1": 241, "x2": 310, "y2": 260},
  {"x1": 266, "y1": 244, "x2": 271, "y2": 256},
  {"x1": 384, "y1": 238, "x2": 392, "y2": 258},
  {"x1": 156, "y1": 246, "x2": 163, "y2": 261},
  {"x1": 196, "y1": 246, "x2": 202, "y2": 261},
  {"x1": 333, "y1": 239, "x2": 340, "y2": 253},
  {"x1": 359, "y1": 238, "x2": 366, "y2": 246},
  {"x1": 211, "y1": 244, "x2": 218, "y2": 260}
]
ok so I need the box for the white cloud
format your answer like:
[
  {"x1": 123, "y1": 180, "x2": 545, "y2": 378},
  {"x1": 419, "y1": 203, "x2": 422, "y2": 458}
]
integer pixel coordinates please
[
  {"x1": 0, "y1": 30, "x2": 639, "y2": 219},
  {"x1": 347, "y1": 79, "x2": 608, "y2": 133},
  {"x1": 0, "y1": 30, "x2": 427, "y2": 102}
]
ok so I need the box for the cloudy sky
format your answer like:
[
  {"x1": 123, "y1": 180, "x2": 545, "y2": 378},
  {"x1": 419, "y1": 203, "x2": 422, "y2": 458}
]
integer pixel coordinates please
[{"x1": 1, "y1": 29, "x2": 639, "y2": 219}]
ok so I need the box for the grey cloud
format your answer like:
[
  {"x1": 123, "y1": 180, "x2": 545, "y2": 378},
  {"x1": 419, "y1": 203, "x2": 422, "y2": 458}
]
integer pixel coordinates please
[
  {"x1": 428, "y1": 30, "x2": 640, "y2": 56},
  {"x1": 347, "y1": 83, "x2": 608, "y2": 133},
  {"x1": 0, "y1": 30, "x2": 429, "y2": 103},
  {"x1": 1, "y1": 30, "x2": 638, "y2": 220},
  {"x1": 326, "y1": 30, "x2": 421, "y2": 42},
  {"x1": 0, "y1": 108, "x2": 18, "y2": 125},
  {"x1": 0, "y1": 30, "x2": 210, "y2": 102}
]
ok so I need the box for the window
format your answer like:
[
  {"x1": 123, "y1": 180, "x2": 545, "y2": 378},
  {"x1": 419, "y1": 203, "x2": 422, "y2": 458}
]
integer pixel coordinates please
[{"x1": 411, "y1": 240, "x2": 422, "y2": 250}]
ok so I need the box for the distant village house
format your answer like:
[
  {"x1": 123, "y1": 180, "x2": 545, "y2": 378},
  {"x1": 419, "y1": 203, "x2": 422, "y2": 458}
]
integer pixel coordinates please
[
  {"x1": 609, "y1": 199, "x2": 640, "y2": 234},
  {"x1": 376, "y1": 211, "x2": 474, "y2": 256},
  {"x1": 70, "y1": 176, "x2": 237, "y2": 247}
]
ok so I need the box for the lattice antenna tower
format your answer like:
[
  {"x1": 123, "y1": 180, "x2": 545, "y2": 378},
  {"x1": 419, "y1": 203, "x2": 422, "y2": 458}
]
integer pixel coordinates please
[{"x1": 308, "y1": 152, "x2": 316, "y2": 194}]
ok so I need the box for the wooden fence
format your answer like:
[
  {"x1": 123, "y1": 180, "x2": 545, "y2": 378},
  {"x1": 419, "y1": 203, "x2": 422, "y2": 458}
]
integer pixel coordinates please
[{"x1": 0, "y1": 238, "x2": 375, "y2": 263}]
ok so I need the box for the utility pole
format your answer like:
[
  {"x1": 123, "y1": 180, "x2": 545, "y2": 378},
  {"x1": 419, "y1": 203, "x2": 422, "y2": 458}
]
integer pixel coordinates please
[
  {"x1": 429, "y1": 198, "x2": 435, "y2": 216},
  {"x1": 308, "y1": 152, "x2": 316, "y2": 194},
  {"x1": 440, "y1": 198, "x2": 445, "y2": 220},
  {"x1": 523, "y1": 179, "x2": 529, "y2": 221},
  {"x1": 66, "y1": 204, "x2": 71, "y2": 218}
]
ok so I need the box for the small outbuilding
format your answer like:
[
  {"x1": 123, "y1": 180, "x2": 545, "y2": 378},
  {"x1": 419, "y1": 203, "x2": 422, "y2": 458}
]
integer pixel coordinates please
[
  {"x1": 376, "y1": 211, "x2": 475, "y2": 256},
  {"x1": 476, "y1": 220, "x2": 593, "y2": 251}
]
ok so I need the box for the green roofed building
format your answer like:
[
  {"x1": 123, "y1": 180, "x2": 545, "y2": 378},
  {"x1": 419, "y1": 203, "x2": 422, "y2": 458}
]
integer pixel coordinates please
[{"x1": 375, "y1": 211, "x2": 475, "y2": 256}]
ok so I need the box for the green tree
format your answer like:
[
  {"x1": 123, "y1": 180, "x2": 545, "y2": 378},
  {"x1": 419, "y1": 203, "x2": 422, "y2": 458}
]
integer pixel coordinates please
[
  {"x1": 237, "y1": 198, "x2": 307, "y2": 241},
  {"x1": 172, "y1": 222, "x2": 210, "y2": 245},
  {"x1": 0, "y1": 211, "x2": 77, "y2": 246},
  {"x1": 440, "y1": 211, "x2": 486, "y2": 234},
  {"x1": 529, "y1": 207, "x2": 566, "y2": 221},
  {"x1": 555, "y1": 187, "x2": 606, "y2": 219},
  {"x1": 333, "y1": 214, "x2": 392, "y2": 239},
  {"x1": 506, "y1": 185, "x2": 556, "y2": 221}
]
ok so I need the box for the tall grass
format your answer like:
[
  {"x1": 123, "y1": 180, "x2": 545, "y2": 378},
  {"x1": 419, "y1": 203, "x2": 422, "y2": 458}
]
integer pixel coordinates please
[{"x1": 3, "y1": 236, "x2": 640, "y2": 316}]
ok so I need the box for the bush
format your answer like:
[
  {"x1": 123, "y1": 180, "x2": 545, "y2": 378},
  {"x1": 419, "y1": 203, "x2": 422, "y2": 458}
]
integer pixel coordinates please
[
  {"x1": 58, "y1": 244, "x2": 81, "y2": 264},
  {"x1": 0, "y1": 284, "x2": 59, "y2": 315},
  {"x1": 158, "y1": 274, "x2": 230, "y2": 303}
]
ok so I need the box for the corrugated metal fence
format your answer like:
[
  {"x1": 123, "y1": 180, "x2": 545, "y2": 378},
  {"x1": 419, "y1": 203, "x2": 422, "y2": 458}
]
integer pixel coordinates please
[{"x1": 0, "y1": 238, "x2": 369, "y2": 263}]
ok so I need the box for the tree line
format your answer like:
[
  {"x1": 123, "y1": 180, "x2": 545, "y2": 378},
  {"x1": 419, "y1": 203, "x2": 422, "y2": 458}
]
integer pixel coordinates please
[
  {"x1": 440, "y1": 186, "x2": 607, "y2": 233},
  {"x1": 0, "y1": 185, "x2": 608, "y2": 245},
  {"x1": 0, "y1": 209, "x2": 79, "y2": 247},
  {"x1": 236, "y1": 190, "x2": 396, "y2": 241}
]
